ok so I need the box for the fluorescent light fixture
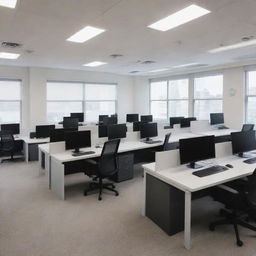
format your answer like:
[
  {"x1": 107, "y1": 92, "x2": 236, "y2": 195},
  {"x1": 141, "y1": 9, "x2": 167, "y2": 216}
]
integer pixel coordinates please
[
  {"x1": 148, "y1": 68, "x2": 170, "y2": 73},
  {"x1": 0, "y1": 0, "x2": 17, "y2": 8},
  {"x1": 209, "y1": 39, "x2": 256, "y2": 53},
  {"x1": 173, "y1": 63, "x2": 199, "y2": 68},
  {"x1": 83, "y1": 61, "x2": 107, "y2": 67},
  {"x1": 0, "y1": 52, "x2": 20, "y2": 59},
  {"x1": 67, "y1": 26, "x2": 105, "y2": 43},
  {"x1": 148, "y1": 4, "x2": 210, "y2": 31}
]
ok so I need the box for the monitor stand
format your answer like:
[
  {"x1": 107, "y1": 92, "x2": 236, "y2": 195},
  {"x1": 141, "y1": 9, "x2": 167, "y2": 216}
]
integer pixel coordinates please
[
  {"x1": 72, "y1": 148, "x2": 82, "y2": 154},
  {"x1": 238, "y1": 152, "x2": 255, "y2": 158},
  {"x1": 187, "y1": 162, "x2": 203, "y2": 169}
]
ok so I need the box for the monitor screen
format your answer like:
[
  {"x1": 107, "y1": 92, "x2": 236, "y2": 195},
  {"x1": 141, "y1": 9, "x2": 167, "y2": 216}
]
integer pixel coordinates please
[
  {"x1": 70, "y1": 112, "x2": 84, "y2": 122},
  {"x1": 231, "y1": 130, "x2": 256, "y2": 155},
  {"x1": 140, "y1": 122, "x2": 158, "y2": 139},
  {"x1": 169, "y1": 117, "x2": 184, "y2": 127},
  {"x1": 50, "y1": 128, "x2": 66, "y2": 142},
  {"x1": 103, "y1": 116, "x2": 117, "y2": 125},
  {"x1": 63, "y1": 117, "x2": 79, "y2": 129},
  {"x1": 126, "y1": 114, "x2": 139, "y2": 123},
  {"x1": 108, "y1": 124, "x2": 127, "y2": 140},
  {"x1": 133, "y1": 121, "x2": 145, "y2": 132},
  {"x1": 141, "y1": 115, "x2": 153, "y2": 123},
  {"x1": 98, "y1": 125, "x2": 108, "y2": 138},
  {"x1": 99, "y1": 115, "x2": 109, "y2": 122},
  {"x1": 179, "y1": 135, "x2": 215, "y2": 165},
  {"x1": 1, "y1": 123, "x2": 20, "y2": 135},
  {"x1": 65, "y1": 130, "x2": 91, "y2": 150},
  {"x1": 36, "y1": 125, "x2": 55, "y2": 138},
  {"x1": 210, "y1": 113, "x2": 224, "y2": 125},
  {"x1": 180, "y1": 117, "x2": 197, "y2": 128}
]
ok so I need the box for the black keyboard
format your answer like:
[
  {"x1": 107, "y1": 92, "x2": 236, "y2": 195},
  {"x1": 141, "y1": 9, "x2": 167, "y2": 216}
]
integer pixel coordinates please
[
  {"x1": 244, "y1": 157, "x2": 256, "y2": 164},
  {"x1": 72, "y1": 151, "x2": 95, "y2": 157},
  {"x1": 144, "y1": 140, "x2": 162, "y2": 144},
  {"x1": 218, "y1": 125, "x2": 229, "y2": 130},
  {"x1": 193, "y1": 165, "x2": 229, "y2": 177}
]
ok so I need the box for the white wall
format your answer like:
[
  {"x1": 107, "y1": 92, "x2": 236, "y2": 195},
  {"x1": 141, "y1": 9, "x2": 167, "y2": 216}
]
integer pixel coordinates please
[
  {"x1": 133, "y1": 66, "x2": 248, "y2": 129},
  {"x1": 0, "y1": 66, "x2": 134, "y2": 134}
]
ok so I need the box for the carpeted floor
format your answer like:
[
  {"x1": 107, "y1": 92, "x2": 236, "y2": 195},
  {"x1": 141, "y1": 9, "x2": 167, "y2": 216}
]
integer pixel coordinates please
[{"x1": 0, "y1": 161, "x2": 256, "y2": 256}]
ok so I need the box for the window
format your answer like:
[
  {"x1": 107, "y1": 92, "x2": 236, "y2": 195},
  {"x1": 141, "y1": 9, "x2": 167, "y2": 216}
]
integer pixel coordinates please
[
  {"x1": 47, "y1": 82, "x2": 117, "y2": 123},
  {"x1": 150, "y1": 79, "x2": 189, "y2": 119},
  {"x1": 0, "y1": 80, "x2": 21, "y2": 123},
  {"x1": 194, "y1": 74, "x2": 223, "y2": 120},
  {"x1": 246, "y1": 71, "x2": 256, "y2": 124}
]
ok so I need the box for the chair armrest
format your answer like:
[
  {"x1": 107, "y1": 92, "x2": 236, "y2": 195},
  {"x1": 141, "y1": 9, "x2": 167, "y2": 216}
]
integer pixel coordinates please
[{"x1": 217, "y1": 184, "x2": 239, "y2": 194}]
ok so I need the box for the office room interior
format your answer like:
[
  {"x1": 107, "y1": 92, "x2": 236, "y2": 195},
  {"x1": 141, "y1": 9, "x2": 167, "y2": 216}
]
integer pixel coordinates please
[{"x1": 2, "y1": 0, "x2": 256, "y2": 255}]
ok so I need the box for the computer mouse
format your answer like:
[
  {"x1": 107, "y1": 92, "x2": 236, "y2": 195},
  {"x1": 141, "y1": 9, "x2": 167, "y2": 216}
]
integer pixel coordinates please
[
  {"x1": 95, "y1": 145, "x2": 101, "y2": 148},
  {"x1": 225, "y1": 164, "x2": 233, "y2": 168}
]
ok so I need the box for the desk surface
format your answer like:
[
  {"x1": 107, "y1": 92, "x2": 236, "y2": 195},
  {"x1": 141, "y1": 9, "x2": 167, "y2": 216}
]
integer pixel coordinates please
[
  {"x1": 197, "y1": 129, "x2": 237, "y2": 136},
  {"x1": 143, "y1": 155, "x2": 255, "y2": 192}
]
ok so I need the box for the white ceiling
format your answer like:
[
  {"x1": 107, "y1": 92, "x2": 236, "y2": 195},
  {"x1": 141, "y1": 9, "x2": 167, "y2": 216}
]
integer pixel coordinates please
[{"x1": 0, "y1": 0, "x2": 256, "y2": 75}]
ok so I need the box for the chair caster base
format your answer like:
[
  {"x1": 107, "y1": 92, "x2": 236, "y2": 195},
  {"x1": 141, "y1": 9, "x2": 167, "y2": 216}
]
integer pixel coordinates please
[
  {"x1": 209, "y1": 224, "x2": 215, "y2": 231},
  {"x1": 236, "y1": 240, "x2": 243, "y2": 247}
]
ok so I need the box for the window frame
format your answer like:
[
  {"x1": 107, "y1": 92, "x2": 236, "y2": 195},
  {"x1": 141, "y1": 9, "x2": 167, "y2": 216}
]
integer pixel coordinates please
[
  {"x1": 46, "y1": 81, "x2": 117, "y2": 122},
  {"x1": 245, "y1": 70, "x2": 256, "y2": 124},
  {"x1": 0, "y1": 79, "x2": 22, "y2": 124}
]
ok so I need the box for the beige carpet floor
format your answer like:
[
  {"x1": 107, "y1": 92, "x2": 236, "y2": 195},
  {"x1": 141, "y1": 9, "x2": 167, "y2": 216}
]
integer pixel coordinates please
[{"x1": 0, "y1": 161, "x2": 256, "y2": 256}]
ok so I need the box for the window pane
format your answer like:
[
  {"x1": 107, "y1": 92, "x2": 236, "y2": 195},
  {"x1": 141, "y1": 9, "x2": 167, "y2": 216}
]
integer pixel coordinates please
[
  {"x1": 247, "y1": 97, "x2": 256, "y2": 124},
  {"x1": 150, "y1": 81, "x2": 167, "y2": 100},
  {"x1": 85, "y1": 101, "x2": 116, "y2": 122},
  {"x1": 194, "y1": 100, "x2": 222, "y2": 120},
  {"x1": 47, "y1": 102, "x2": 82, "y2": 123},
  {"x1": 247, "y1": 71, "x2": 256, "y2": 95},
  {"x1": 0, "y1": 80, "x2": 21, "y2": 100},
  {"x1": 194, "y1": 75, "x2": 223, "y2": 99},
  {"x1": 85, "y1": 84, "x2": 116, "y2": 100},
  {"x1": 151, "y1": 101, "x2": 167, "y2": 119},
  {"x1": 168, "y1": 79, "x2": 188, "y2": 99},
  {"x1": 47, "y1": 82, "x2": 83, "y2": 100},
  {"x1": 0, "y1": 102, "x2": 20, "y2": 123},
  {"x1": 168, "y1": 100, "x2": 189, "y2": 117}
]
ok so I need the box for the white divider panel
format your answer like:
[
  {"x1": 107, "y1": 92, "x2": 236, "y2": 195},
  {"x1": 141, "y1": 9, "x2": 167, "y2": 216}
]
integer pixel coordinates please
[
  {"x1": 49, "y1": 141, "x2": 65, "y2": 154},
  {"x1": 190, "y1": 120, "x2": 212, "y2": 133},
  {"x1": 125, "y1": 131, "x2": 140, "y2": 142},
  {"x1": 155, "y1": 149, "x2": 180, "y2": 171},
  {"x1": 215, "y1": 141, "x2": 232, "y2": 158}
]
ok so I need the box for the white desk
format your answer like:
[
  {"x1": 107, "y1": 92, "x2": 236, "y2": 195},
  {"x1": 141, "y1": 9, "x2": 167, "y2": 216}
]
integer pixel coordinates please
[
  {"x1": 196, "y1": 128, "x2": 237, "y2": 137},
  {"x1": 143, "y1": 152, "x2": 256, "y2": 250}
]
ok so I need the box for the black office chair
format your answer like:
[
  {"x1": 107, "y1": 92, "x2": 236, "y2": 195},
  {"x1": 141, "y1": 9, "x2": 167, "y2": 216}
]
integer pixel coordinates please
[
  {"x1": 0, "y1": 131, "x2": 18, "y2": 162},
  {"x1": 162, "y1": 133, "x2": 171, "y2": 151},
  {"x1": 209, "y1": 170, "x2": 256, "y2": 246},
  {"x1": 242, "y1": 124, "x2": 254, "y2": 131},
  {"x1": 84, "y1": 139, "x2": 120, "y2": 201}
]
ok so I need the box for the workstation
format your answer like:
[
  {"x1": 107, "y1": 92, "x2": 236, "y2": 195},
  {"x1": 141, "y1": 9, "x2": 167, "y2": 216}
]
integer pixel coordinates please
[{"x1": 1, "y1": 1, "x2": 256, "y2": 255}]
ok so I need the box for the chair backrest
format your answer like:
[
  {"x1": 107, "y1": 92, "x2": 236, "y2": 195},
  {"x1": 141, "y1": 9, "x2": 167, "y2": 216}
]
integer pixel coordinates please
[
  {"x1": 98, "y1": 139, "x2": 120, "y2": 176},
  {"x1": 242, "y1": 124, "x2": 254, "y2": 132},
  {"x1": 0, "y1": 131, "x2": 15, "y2": 151},
  {"x1": 162, "y1": 133, "x2": 171, "y2": 151},
  {"x1": 246, "y1": 169, "x2": 256, "y2": 210}
]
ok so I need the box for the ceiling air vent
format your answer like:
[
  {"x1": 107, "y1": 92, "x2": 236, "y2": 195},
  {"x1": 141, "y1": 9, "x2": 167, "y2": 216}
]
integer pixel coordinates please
[
  {"x1": 1, "y1": 42, "x2": 22, "y2": 48},
  {"x1": 184, "y1": 63, "x2": 208, "y2": 68},
  {"x1": 110, "y1": 54, "x2": 123, "y2": 58},
  {"x1": 130, "y1": 71, "x2": 140, "y2": 74},
  {"x1": 141, "y1": 60, "x2": 155, "y2": 64}
]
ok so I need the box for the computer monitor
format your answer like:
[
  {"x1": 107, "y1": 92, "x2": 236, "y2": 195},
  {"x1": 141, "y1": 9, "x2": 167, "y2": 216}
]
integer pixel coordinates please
[
  {"x1": 98, "y1": 125, "x2": 108, "y2": 138},
  {"x1": 126, "y1": 114, "x2": 139, "y2": 123},
  {"x1": 108, "y1": 124, "x2": 127, "y2": 140},
  {"x1": 210, "y1": 113, "x2": 224, "y2": 125},
  {"x1": 70, "y1": 112, "x2": 84, "y2": 122},
  {"x1": 180, "y1": 117, "x2": 197, "y2": 128},
  {"x1": 169, "y1": 117, "x2": 184, "y2": 127},
  {"x1": 140, "y1": 122, "x2": 158, "y2": 141},
  {"x1": 63, "y1": 117, "x2": 79, "y2": 129},
  {"x1": 179, "y1": 135, "x2": 215, "y2": 169},
  {"x1": 36, "y1": 125, "x2": 55, "y2": 138},
  {"x1": 99, "y1": 115, "x2": 109, "y2": 122},
  {"x1": 231, "y1": 130, "x2": 256, "y2": 158},
  {"x1": 103, "y1": 116, "x2": 118, "y2": 125},
  {"x1": 1, "y1": 123, "x2": 20, "y2": 135},
  {"x1": 133, "y1": 121, "x2": 144, "y2": 132},
  {"x1": 141, "y1": 115, "x2": 153, "y2": 123},
  {"x1": 50, "y1": 128, "x2": 66, "y2": 142},
  {"x1": 65, "y1": 130, "x2": 91, "y2": 153}
]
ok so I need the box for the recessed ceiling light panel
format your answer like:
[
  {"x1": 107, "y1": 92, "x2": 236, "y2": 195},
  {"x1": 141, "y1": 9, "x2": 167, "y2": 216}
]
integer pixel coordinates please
[
  {"x1": 67, "y1": 26, "x2": 105, "y2": 43},
  {"x1": 0, "y1": 0, "x2": 17, "y2": 8},
  {"x1": 173, "y1": 62, "x2": 199, "y2": 68},
  {"x1": 0, "y1": 52, "x2": 20, "y2": 59},
  {"x1": 149, "y1": 68, "x2": 170, "y2": 73},
  {"x1": 148, "y1": 4, "x2": 210, "y2": 32},
  {"x1": 83, "y1": 61, "x2": 107, "y2": 67}
]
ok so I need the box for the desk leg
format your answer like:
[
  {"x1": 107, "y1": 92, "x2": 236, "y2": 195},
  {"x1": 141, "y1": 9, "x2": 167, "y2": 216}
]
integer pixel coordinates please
[
  {"x1": 47, "y1": 155, "x2": 51, "y2": 189},
  {"x1": 51, "y1": 158, "x2": 65, "y2": 200},
  {"x1": 38, "y1": 148, "x2": 43, "y2": 175},
  {"x1": 141, "y1": 170, "x2": 146, "y2": 216},
  {"x1": 184, "y1": 191, "x2": 192, "y2": 250},
  {"x1": 23, "y1": 141, "x2": 29, "y2": 163}
]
